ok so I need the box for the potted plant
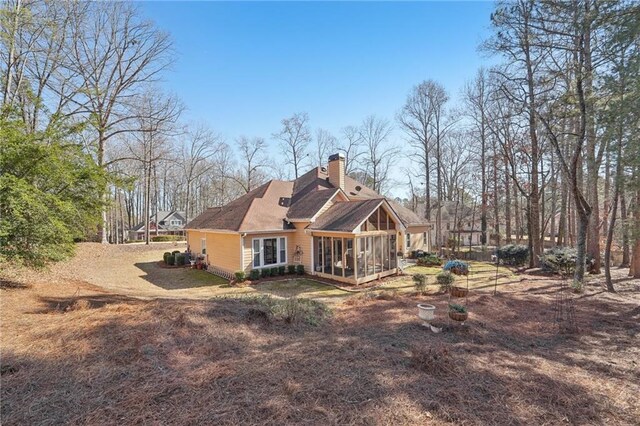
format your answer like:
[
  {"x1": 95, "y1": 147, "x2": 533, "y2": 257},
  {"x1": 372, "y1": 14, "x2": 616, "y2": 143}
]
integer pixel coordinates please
[
  {"x1": 450, "y1": 286, "x2": 468, "y2": 298},
  {"x1": 448, "y1": 303, "x2": 468, "y2": 322},
  {"x1": 444, "y1": 260, "x2": 469, "y2": 276}
]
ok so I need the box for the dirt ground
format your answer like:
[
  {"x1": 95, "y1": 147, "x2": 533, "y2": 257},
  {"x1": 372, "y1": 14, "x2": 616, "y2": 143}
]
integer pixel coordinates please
[{"x1": 1, "y1": 243, "x2": 639, "y2": 425}]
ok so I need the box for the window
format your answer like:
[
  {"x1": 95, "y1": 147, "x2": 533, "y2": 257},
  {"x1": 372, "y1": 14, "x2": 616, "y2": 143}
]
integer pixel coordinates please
[
  {"x1": 263, "y1": 238, "x2": 277, "y2": 265},
  {"x1": 253, "y1": 239, "x2": 261, "y2": 267},
  {"x1": 279, "y1": 238, "x2": 286, "y2": 263},
  {"x1": 252, "y1": 237, "x2": 287, "y2": 268},
  {"x1": 423, "y1": 232, "x2": 427, "y2": 243},
  {"x1": 170, "y1": 219, "x2": 182, "y2": 226},
  {"x1": 406, "y1": 233, "x2": 411, "y2": 249},
  {"x1": 201, "y1": 238, "x2": 206, "y2": 255}
]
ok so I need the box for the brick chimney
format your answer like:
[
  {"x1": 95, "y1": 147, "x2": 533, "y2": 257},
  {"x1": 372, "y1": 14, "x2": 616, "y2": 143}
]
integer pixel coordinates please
[{"x1": 327, "y1": 153, "x2": 345, "y2": 190}]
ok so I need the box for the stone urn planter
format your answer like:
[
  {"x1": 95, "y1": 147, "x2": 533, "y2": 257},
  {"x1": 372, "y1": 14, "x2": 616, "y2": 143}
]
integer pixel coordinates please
[{"x1": 417, "y1": 304, "x2": 436, "y2": 322}]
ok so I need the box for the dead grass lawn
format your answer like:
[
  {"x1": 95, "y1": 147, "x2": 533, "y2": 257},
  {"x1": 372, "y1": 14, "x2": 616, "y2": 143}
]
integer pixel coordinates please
[{"x1": 1, "y1": 251, "x2": 639, "y2": 425}]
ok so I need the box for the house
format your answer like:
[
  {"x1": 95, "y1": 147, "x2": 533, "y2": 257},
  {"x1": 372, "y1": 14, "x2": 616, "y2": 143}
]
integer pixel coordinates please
[
  {"x1": 185, "y1": 154, "x2": 431, "y2": 284},
  {"x1": 414, "y1": 200, "x2": 484, "y2": 248},
  {"x1": 129, "y1": 211, "x2": 187, "y2": 241}
]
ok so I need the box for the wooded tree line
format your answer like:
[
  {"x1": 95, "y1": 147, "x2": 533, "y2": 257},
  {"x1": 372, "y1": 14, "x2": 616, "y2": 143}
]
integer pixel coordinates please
[
  {"x1": 1, "y1": 0, "x2": 638, "y2": 288},
  {"x1": 397, "y1": 0, "x2": 640, "y2": 289}
]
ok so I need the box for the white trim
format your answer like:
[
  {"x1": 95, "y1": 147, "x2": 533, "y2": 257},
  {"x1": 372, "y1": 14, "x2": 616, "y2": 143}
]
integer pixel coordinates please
[
  {"x1": 240, "y1": 229, "x2": 296, "y2": 234},
  {"x1": 251, "y1": 236, "x2": 288, "y2": 269},
  {"x1": 353, "y1": 200, "x2": 405, "y2": 234},
  {"x1": 310, "y1": 235, "x2": 314, "y2": 275}
]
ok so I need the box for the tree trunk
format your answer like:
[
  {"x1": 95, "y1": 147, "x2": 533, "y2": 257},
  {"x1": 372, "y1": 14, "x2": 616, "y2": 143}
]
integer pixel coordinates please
[
  {"x1": 514, "y1": 188, "x2": 521, "y2": 243},
  {"x1": 504, "y1": 154, "x2": 512, "y2": 244},
  {"x1": 620, "y1": 191, "x2": 629, "y2": 267},
  {"x1": 550, "y1": 151, "x2": 557, "y2": 248},
  {"x1": 558, "y1": 168, "x2": 568, "y2": 246},
  {"x1": 584, "y1": 0, "x2": 601, "y2": 274},
  {"x1": 631, "y1": 183, "x2": 640, "y2": 278}
]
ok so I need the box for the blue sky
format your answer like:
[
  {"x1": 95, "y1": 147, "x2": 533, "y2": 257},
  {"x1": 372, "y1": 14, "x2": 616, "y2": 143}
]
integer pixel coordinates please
[{"x1": 140, "y1": 1, "x2": 495, "y2": 195}]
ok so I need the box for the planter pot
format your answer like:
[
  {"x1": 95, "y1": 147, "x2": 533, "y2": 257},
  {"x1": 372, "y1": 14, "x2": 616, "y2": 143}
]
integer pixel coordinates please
[
  {"x1": 448, "y1": 311, "x2": 468, "y2": 322},
  {"x1": 417, "y1": 304, "x2": 436, "y2": 321},
  {"x1": 450, "y1": 286, "x2": 469, "y2": 298},
  {"x1": 451, "y1": 267, "x2": 468, "y2": 276}
]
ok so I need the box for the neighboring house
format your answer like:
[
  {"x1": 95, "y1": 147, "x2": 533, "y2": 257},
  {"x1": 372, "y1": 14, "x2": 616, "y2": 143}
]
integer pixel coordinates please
[
  {"x1": 185, "y1": 154, "x2": 431, "y2": 284},
  {"x1": 415, "y1": 201, "x2": 483, "y2": 248},
  {"x1": 129, "y1": 211, "x2": 186, "y2": 241}
]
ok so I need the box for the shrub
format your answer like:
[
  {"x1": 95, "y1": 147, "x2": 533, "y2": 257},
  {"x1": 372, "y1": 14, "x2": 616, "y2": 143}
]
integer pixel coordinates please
[
  {"x1": 260, "y1": 268, "x2": 269, "y2": 278},
  {"x1": 249, "y1": 269, "x2": 261, "y2": 281},
  {"x1": 287, "y1": 265, "x2": 296, "y2": 274},
  {"x1": 417, "y1": 254, "x2": 442, "y2": 267},
  {"x1": 172, "y1": 250, "x2": 181, "y2": 255},
  {"x1": 151, "y1": 235, "x2": 181, "y2": 242},
  {"x1": 163, "y1": 252, "x2": 171, "y2": 264},
  {"x1": 447, "y1": 237, "x2": 458, "y2": 249},
  {"x1": 496, "y1": 244, "x2": 529, "y2": 266},
  {"x1": 166, "y1": 255, "x2": 175, "y2": 266},
  {"x1": 412, "y1": 274, "x2": 428, "y2": 294},
  {"x1": 539, "y1": 247, "x2": 582, "y2": 276},
  {"x1": 443, "y1": 260, "x2": 469, "y2": 276},
  {"x1": 436, "y1": 271, "x2": 455, "y2": 292},
  {"x1": 270, "y1": 267, "x2": 279, "y2": 277},
  {"x1": 234, "y1": 271, "x2": 246, "y2": 282},
  {"x1": 247, "y1": 295, "x2": 331, "y2": 326},
  {"x1": 296, "y1": 264, "x2": 305, "y2": 275},
  {"x1": 448, "y1": 303, "x2": 467, "y2": 314},
  {"x1": 278, "y1": 266, "x2": 286, "y2": 275},
  {"x1": 175, "y1": 254, "x2": 186, "y2": 266}
]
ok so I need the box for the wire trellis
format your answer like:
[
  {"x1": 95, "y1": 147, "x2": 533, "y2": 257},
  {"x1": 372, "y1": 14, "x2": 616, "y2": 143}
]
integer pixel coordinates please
[{"x1": 554, "y1": 275, "x2": 578, "y2": 334}]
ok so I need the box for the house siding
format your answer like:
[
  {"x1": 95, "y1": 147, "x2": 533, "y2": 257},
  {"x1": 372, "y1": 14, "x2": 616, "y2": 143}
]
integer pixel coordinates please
[
  {"x1": 400, "y1": 225, "x2": 430, "y2": 254},
  {"x1": 187, "y1": 230, "x2": 242, "y2": 273}
]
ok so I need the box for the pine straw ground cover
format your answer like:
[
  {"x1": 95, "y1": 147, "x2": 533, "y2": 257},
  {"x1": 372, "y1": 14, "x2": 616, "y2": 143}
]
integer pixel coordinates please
[{"x1": 1, "y1": 269, "x2": 639, "y2": 425}]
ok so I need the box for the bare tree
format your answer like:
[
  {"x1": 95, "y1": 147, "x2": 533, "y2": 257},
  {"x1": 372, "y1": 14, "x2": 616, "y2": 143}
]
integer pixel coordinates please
[
  {"x1": 123, "y1": 91, "x2": 182, "y2": 244},
  {"x1": 233, "y1": 136, "x2": 269, "y2": 193},
  {"x1": 67, "y1": 1, "x2": 174, "y2": 243},
  {"x1": 397, "y1": 81, "x2": 436, "y2": 222},
  {"x1": 337, "y1": 125, "x2": 364, "y2": 174},
  {"x1": 272, "y1": 112, "x2": 311, "y2": 179},
  {"x1": 180, "y1": 124, "x2": 223, "y2": 222},
  {"x1": 358, "y1": 115, "x2": 398, "y2": 194},
  {"x1": 313, "y1": 128, "x2": 337, "y2": 167}
]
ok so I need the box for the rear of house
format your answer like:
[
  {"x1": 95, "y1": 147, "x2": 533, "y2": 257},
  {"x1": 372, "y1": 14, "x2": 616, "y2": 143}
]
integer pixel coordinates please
[{"x1": 185, "y1": 154, "x2": 431, "y2": 284}]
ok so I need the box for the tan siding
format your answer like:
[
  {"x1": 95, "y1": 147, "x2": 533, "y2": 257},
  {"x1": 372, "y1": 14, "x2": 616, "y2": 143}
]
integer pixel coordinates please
[
  {"x1": 399, "y1": 229, "x2": 430, "y2": 254},
  {"x1": 186, "y1": 230, "x2": 241, "y2": 273}
]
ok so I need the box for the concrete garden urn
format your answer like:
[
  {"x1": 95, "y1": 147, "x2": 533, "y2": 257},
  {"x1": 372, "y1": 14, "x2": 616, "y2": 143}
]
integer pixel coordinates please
[{"x1": 417, "y1": 304, "x2": 436, "y2": 322}]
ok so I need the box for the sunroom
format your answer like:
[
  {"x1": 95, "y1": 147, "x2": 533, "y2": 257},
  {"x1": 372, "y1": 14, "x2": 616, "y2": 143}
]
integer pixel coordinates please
[{"x1": 309, "y1": 199, "x2": 403, "y2": 284}]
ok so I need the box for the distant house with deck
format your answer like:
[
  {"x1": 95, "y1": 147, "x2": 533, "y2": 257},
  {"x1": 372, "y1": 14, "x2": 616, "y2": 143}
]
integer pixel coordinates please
[
  {"x1": 185, "y1": 154, "x2": 431, "y2": 284},
  {"x1": 129, "y1": 211, "x2": 186, "y2": 241}
]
